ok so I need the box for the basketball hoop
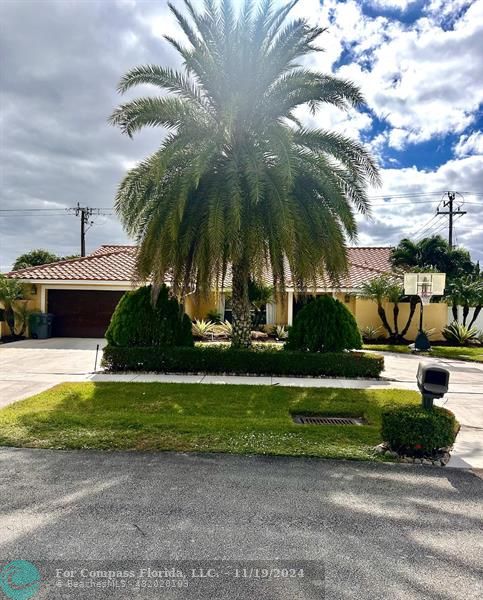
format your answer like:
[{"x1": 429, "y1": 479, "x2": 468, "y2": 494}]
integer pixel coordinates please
[
  {"x1": 418, "y1": 282, "x2": 433, "y2": 306},
  {"x1": 404, "y1": 272, "x2": 446, "y2": 303},
  {"x1": 403, "y1": 272, "x2": 447, "y2": 348}
]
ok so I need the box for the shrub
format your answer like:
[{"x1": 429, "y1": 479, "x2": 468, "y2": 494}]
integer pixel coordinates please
[
  {"x1": 285, "y1": 295, "x2": 362, "y2": 352},
  {"x1": 213, "y1": 320, "x2": 233, "y2": 338},
  {"x1": 442, "y1": 321, "x2": 478, "y2": 345},
  {"x1": 361, "y1": 324, "x2": 383, "y2": 342},
  {"x1": 105, "y1": 285, "x2": 193, "y2": 347},
  {"x1": 102, "y1": 345, "x2": 384, "y2": 378},
  {"x1": 192, "y1": 319, "x2": 216, "y2": 339},
  {"x1": 273, "y1": 325, "x2": 289, "y2": 340},
  {"x1": 381, "y1": 405, "x2": 458, "y2": 452}
]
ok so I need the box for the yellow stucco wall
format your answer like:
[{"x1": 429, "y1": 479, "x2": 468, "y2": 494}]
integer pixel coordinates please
[
  {"x1": 275, "y1": 293, "x2": 288, "y2": 324},
  {"x1": 181, "y1": 291, "x2": 448, "y2": 341},
  {"x1": 354, "y1": 297, "x2": 448, "y2": 341},
  {"x1": 2, "y1": 283, "x2": 448, "y2": 342},
  {"x1": 184, "y1": 292, "x2": 221, "y2": 320},
  {"x1": 0, "y1": 285, "x2": 41, "y2": 338},
  {"x1": 1, "y1": 282, "x2": 133, "y2": 338}
]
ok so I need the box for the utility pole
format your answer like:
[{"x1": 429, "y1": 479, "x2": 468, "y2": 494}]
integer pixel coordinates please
[
  {"x1": 437, "y1": 191, "x2": 466, "y2": 249},
  {"x1": 74, "y1": 203, "x2": 94, "y2": 256}
]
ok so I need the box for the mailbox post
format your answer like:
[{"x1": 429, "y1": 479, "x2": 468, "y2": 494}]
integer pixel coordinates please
[{"x1": 416, "y1": 364, "x2": 450, "y2": 409}]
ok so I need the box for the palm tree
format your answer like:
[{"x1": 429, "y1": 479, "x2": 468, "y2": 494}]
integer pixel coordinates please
[
  {"x1": 0, "y1": 275, "x2": 25, "y2": 337},
  {"x1": 110, "y1": 0, "x2": 380, "y2": 347},
  {"x1": 359, "y1": 276, "x2": 398, "y2": 339},
  {"x1": 391, "y1": 236, "x2": 475, "y2": 280},
  {"x1": 445, "y1": 275, "x2": 483, "y2": 326}
]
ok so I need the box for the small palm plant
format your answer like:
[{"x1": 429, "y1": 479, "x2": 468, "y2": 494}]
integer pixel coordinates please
[
  {"x1": 110, "y1": 0, "x2": 380, "y2": 348},
  {"x1": 442, "y1": 321, "x2": 478, "y2": 346},
  {"x1": 273, "y1": 325, "x2": 289, "y2": 340},
  {"x1": 0, "y1": 275, "x2": 26, "y2": 337},
  {"x1": 360, "y1": 324, "x2": 382, "y2": 342},
  {"x1": 192, "y1": 319, "x2": 217, "y2": 339},
  {"x1": 214, "y1": 319, "x2": 233, "y2": 339}
]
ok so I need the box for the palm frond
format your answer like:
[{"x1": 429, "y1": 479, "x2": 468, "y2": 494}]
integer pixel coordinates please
[{"x1": 110, "y1": 0, "x2": 380, "y2": 308}]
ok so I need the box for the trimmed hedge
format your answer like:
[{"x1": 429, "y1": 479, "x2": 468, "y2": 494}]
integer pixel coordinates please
[
  {"x1": 102, "y1": 345, "x2": 384, "y2": 378},
  {"x1": 381, "y1": 405, "x2": 458, "y2": 452},
  {"x1": 285, "y1": 295, "x2": 362, "y2": 353}
]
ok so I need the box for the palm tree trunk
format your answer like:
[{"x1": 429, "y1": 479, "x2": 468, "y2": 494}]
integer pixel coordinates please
[
  {"x1": 452, "y1": 302, "x2": 458, "y2": 323},
  {"x1": 4, "y1": 306, "x2": 16, "y2": 337},
  {"x1": 400, "y1": 296, "x2": 418, "y2": 340},
  {"x1": 468, "y1": 305, "x2": 481, "y2": 329},
  {"x1": 231, "y1": 262, "x2": 252, "y2": 348},
  {"x1": 462, "y1": 303, "x2": 469, "y2": 326},
  {"x1": 377, "y1": 302, "x2": 393, "y2": 337},
  {"x1": 393, "y1": 303, "x2": 399, "y2": 338}
]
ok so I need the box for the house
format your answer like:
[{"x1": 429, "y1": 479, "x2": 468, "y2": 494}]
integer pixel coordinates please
[{"x1": 3, "y1": 244, "x2": 448, "y2": 339}]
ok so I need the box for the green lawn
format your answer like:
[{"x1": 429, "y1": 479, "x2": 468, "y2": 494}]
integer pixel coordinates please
[
  {"x1": 0, "y1": 383, "x2": 419, "y2": 461},
  {"x1": 363, "y1": 344, "x2": 483, "y2": 363}
]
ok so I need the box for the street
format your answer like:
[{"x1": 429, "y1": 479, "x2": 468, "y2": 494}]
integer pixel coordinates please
[{"x1": 0, "y1": 449, "x2": 482, "y2": 599}]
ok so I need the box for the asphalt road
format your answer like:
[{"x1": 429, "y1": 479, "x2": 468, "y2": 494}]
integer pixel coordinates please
[{"x1": 0, "y1": 449, "x2": 482, "y2": 599}]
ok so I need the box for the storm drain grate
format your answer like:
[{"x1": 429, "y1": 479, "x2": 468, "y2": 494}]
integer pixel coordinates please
[{"x1": 292, "y1": 415, "x2": 365, "y2": 426}]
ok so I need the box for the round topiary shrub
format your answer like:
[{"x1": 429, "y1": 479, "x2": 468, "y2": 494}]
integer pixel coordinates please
[
  {"x1": 381, "y1": 405, "x2": 458, "y2": 452},
  {"x1": 285, "y1": 295, "x2": 362, "y2": 352},
  {"x1": 106, "y1": 285, "x2": 193, "y2": 347}
]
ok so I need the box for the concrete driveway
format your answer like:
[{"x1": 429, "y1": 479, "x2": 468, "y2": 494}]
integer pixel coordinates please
[
  {"x1": 0, "y1": 449, "x2": 481, "y2": 600},
  {"x1": 0, "y1": 337, "x2": 103, "y2": 406}
]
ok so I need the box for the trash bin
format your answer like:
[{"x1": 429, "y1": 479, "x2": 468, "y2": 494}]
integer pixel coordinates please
[{"x1": 29, "y1": 313, "x2": 54, "y2": 339}]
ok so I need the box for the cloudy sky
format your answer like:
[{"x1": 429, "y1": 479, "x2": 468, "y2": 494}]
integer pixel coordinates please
[{"x1": 1, "y1": 0, "x2": 482, "y2": 271}]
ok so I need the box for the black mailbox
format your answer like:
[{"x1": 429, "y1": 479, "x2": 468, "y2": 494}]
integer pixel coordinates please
[{"x1": 417, "y1": 363, "x2": 450, "y2": 407}]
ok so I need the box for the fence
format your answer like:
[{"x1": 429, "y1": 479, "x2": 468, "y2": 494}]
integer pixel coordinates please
[{"x1": 447, "y1": 307, "x2": 483, "y2": 331}]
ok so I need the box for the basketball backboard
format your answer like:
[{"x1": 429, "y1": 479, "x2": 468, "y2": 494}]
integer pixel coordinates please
[{"x1": 404, "y1": 272, "x2": 446, "y2": 303}]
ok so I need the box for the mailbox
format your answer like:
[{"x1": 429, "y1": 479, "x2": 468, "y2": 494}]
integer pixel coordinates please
[{"x1": 417, "y1": 363, "x2": 450, "y2": 407}]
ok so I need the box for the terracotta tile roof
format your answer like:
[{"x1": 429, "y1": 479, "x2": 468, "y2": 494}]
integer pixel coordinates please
[
  {"x1": 7, "y1": 247, "x2": 137, "y2": 282},
  {"x1": 7, "y1": 245, "x2": 392, "y2": 289},
  {"x1": 89, "y1": 244, "x2": 137, "y2": 256}
]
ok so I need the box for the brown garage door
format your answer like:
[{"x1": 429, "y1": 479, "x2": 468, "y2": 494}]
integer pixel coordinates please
[{"x1": 48, "y1": 290, "x2": 125, "y2": 337}]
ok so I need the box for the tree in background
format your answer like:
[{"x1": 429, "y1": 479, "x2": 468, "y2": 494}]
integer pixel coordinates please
[
  {"x1": 13, "y1": 249, "x2": 80, "y2": 271},
  {"x1": 391, "y1": 236, "x2": 475, "y2": 281},
  {"x1": 13, "y1": 249, "x2": 60, "y2": 271},
  {"x1": 109, "y1": 0, "x2": 379, "y2": 348}
]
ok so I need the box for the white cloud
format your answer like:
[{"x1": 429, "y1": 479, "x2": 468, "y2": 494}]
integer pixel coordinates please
[
  {"x1": 358, "y1": 154, "x2": 483, "y2": 261},
  {"x1": 454, "y1": 131, "x2": 483, "y2": 157},
  {"x1": 366, "y1": 0, "x2": 418, "y2": 10},
  {"x1": 1, "y1": 0, "x2": 482, "y2": 267},
  {"x1": 295, "y1": 0, "x2": 483, "y2": 150}
]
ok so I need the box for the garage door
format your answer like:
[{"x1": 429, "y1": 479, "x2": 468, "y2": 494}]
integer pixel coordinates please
[{"x1": 47, "y1": 290, "x2": 125, "y2": 337}]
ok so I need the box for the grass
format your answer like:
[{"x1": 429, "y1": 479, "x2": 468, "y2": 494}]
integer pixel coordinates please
[
  {"x1": 0, "y1": 383, "x2": 419, "y2": 461},
  {"x1": 363, "y1": 344, "x2": 483, "y2": 363}
]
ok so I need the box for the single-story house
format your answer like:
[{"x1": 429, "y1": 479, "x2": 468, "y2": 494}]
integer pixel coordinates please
[{"x1": 2, "y1": 244, "x2": 448, "y2": 340}]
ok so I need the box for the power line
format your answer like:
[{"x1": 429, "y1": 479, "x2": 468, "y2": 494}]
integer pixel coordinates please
[
  {"x1": 0, "y1": 207, "x2": 113, "y2": 212},
  {"x1": 411, "y1": 212, "x2": 440, "y2": 235}
]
